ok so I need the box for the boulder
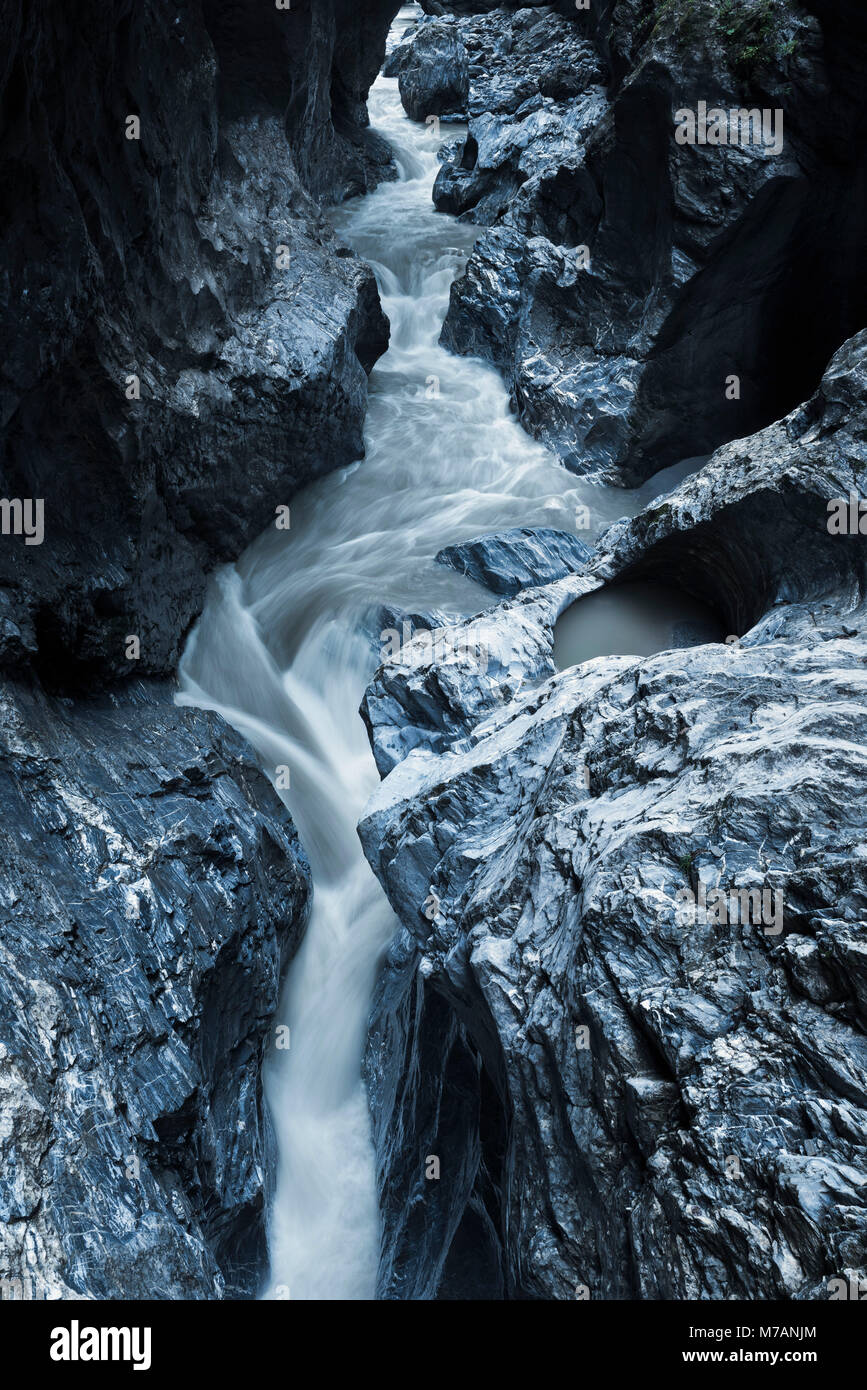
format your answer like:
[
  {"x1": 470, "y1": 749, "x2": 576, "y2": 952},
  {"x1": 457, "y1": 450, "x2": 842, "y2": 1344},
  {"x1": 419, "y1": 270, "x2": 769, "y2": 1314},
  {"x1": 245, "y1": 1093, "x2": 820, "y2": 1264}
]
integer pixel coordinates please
[
  {"x1": 398, "y1": 19, "x2": 470, "y2": 121},
  {"x1": 358, "y1": 331, "x2": 867, "y2": 1299}
]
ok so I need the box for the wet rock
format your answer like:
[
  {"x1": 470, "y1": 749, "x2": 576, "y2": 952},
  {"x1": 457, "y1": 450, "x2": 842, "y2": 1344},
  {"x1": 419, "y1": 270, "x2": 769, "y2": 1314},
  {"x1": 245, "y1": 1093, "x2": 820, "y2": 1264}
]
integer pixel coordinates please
[
  {"x1": 436, "y1": 526, "x2": 592, "y2": 596},
  {"x1": 359, "y1": 332, "x2": 867, "y2": 1299},
  {"x1": 0, "y1": 677, "x2": 310, "y2": 1300},
  {"x1": 435, "y1": 88, "x2": 607, "y2": 224},
  {"x1": 433, "y1": 1, "x2": 867, "y2": 481},
  {"x1": 398, "y1": 19, "x2": 470, "y2": 122},
  {"x1": 0, "y1": 0, "x2": 397, "y2": 685}
]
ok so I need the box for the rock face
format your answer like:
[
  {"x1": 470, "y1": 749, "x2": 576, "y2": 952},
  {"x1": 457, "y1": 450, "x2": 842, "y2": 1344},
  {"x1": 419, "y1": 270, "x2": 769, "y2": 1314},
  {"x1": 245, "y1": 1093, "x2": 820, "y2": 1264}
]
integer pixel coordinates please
[
  {"x1": 0, "y1": 678, "x2": 309, "y2": 1300},
  {"x1": 358, "y1": 331, "x2": 867, "y2": 1300},
  {"x1": 398, "y1": 19, "x2": 470, "y2": 121},
  {"x1": 436, "y1": 526, "x2": 593, "y2": 597},
  {"x1": 419, "y1": 1, "x2": 562, "y2": 14},
  {"x1": 392, "y1": 1, "x2": 867, "y2": 481},
  {"x1": 0, "y1": 0, "x2": 399, "y2": 1301},
  {"x1": 0, "y1": 0, "x2": 397, "y2": 684}
]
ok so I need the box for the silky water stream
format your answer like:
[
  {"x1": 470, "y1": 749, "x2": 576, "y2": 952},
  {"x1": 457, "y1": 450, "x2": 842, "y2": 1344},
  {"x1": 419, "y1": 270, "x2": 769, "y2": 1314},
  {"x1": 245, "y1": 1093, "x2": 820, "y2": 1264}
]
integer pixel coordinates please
[{"x1": 177, "y1": 10, "x2": 718, "y2": 1299}]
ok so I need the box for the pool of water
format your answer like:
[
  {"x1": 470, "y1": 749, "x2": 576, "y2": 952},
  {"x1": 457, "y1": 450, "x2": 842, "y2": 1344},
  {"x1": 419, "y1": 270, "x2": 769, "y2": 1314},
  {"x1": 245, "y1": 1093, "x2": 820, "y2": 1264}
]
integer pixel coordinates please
[{"x1": 553, "y1": 579, "x2": 725, "y2": 671}]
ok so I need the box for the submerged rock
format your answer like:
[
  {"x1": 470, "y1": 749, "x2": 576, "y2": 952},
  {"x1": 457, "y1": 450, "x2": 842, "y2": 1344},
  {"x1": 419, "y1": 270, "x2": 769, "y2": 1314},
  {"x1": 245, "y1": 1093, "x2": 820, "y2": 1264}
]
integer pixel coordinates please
[{"x1": 359, "y1": 332, "x2": 867, "y2": 1299}]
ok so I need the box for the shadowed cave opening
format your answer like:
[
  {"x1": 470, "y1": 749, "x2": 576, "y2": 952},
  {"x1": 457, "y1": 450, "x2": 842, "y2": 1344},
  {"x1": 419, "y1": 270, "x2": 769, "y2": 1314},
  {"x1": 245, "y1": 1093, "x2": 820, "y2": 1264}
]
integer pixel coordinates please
[
  {"x1": 552, "y1": 578, "x2": 727, "y2": 672},
  {"x1": 552, "y1": 469, "x2": 867, "y2": 677},
  {"x1": 435, "y1": 1048, "x2": 510, "y2": 1300}
]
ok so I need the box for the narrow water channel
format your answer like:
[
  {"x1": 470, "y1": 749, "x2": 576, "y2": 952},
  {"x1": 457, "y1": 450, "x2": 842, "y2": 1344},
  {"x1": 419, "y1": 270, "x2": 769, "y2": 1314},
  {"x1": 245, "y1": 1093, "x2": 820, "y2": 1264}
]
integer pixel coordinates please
[{"x1": 177, "y1": 7, "x2": 708, "y2": 1300}]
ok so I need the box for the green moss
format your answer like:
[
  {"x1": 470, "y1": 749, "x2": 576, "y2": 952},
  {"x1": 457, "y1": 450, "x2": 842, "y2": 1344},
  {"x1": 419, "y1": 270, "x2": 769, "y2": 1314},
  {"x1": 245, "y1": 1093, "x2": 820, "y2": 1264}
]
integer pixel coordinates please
[
  {"x1": 715, "y1": 0, "x2": 799, "y2": 81},
  {"x1": 652, "y1": 0, "x2": 801, "y2": 81},
  {"x1": 652, "y1": 0, "x2": 700, "y2": 41}
]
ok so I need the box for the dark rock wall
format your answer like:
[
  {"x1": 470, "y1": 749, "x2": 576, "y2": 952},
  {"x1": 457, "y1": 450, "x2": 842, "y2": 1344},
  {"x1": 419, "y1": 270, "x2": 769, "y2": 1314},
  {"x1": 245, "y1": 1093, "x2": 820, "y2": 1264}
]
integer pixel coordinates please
[
  {"x1": 0, "y1": 0, "x2": 397, "y2": 684},
  {"x1": 202, "y1": 0, "x2": 399, "y2": 199},
  {"x1": 396, "y1": 1, "x2": 867, "y2": 481},
  {"x1": 0, "y1": 0, "x2": 399, "y2": 1300}
]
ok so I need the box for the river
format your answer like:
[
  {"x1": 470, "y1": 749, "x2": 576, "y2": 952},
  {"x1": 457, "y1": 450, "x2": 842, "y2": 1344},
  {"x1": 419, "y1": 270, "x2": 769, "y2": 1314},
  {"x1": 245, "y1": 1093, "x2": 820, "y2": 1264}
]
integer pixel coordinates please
[{"x1": 176, "y1": 4, "x2": 703, "y2": 1301}]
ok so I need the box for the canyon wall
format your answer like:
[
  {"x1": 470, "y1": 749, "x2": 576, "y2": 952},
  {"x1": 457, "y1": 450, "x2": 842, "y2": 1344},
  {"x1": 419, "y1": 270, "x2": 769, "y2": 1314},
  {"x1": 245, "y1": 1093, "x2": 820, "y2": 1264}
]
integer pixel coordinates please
[
  {"x1": 360, "y1": 329, "x2": 867, "y2": 1299},
  {"x1": 393, "y1": 0, "x2": 867, "y2": 481},
  {"x1": 0, "y1": 0, "x2": 397, "y2": 682},
  {"x1": 0, "y1": 0, "x2": 399, "y2": 1299}
]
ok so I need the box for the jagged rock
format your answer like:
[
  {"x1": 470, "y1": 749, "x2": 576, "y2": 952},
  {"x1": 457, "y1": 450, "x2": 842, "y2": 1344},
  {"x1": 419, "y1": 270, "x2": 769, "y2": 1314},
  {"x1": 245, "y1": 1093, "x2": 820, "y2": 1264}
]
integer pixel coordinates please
[
  {"x1": 420, "y1": 1, "x2": 558, "y2": 13},
  {"x1": 432, "y1": 0, "x2": 867, "y2": 481},
  {"x1": 435, "y1": 89, "x2": 607, "y2": 224},
  {"x1": 436, "y1": 526, "x2": 592, "y2": 596},
  {"x1": 0, "y1": 677, "x2": 310, "y2": 1300},
  {"x1": 394, "y1": 6, "x2": 603, "y2": 130},
  {"x1": 0, "y1": 0, "x2": 402, "y2": 1301},
  {"x1": 398, "y1": 18, "x2": 470, "y2": 122},
  {"x1": 0, "y1": 0, "x2": 397, "y2": 684},
  {"x1": 463, "y1": 8, "x2": 604, "y2": 119},
  {"x1": 358, "y1": 332, "x2": 867, "y2": 1299}
]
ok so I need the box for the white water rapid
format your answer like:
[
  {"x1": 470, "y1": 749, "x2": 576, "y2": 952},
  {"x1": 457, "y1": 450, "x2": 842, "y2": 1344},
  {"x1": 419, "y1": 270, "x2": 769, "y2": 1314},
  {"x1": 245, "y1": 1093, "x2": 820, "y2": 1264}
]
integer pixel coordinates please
[{"x1": 176, "y1": 5, "x2": 698, "y2": 1301}]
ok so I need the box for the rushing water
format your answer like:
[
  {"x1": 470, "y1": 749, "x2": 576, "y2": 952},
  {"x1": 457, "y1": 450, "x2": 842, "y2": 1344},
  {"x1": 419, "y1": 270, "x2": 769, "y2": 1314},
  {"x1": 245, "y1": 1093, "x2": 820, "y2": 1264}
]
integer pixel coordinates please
[{"x1": 177, "y1": 6, "x2": 705, "y2": 1301}]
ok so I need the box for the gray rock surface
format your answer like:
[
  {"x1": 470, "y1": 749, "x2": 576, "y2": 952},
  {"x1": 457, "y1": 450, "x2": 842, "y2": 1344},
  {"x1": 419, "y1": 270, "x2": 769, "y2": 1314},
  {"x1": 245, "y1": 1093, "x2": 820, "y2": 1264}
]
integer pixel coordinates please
[
  {"x1": 0, "y1": 0, "x2": 398, "y2": 683},
  {"x1": 358, "y1": 331, "x2": 867, "y2": 1299},
  {"x1": 0, "y1": 679, "x2": 310, "y2": 1300},
  {"x1": 398, "y1": 18, "x2": 470, "y2": 121},
  {"x1": 436, "y1": 526, "x2": 593, "y2": 596},
  {"x1": 397, "y1": 1, "x2": 867, "y2": 482}
]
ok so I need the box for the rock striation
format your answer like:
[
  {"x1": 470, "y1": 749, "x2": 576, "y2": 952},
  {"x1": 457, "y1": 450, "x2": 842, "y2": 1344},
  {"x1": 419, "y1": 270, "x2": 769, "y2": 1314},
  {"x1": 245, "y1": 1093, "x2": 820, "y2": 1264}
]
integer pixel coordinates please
[
  {"x1": 394, "y1": 1, "x2": 867, "y2": 482},
  {"x1": 0, "y1": 0, "x2": 399, "y2": 1300},
  {"x1": 0, "y1": 0, "x2": 397, "y2": 684},
  {"x1": 0, "y1": 678, "x2": 310, "y2": 1300},
  {"x1": 436, "y1": 527, "x2": 593, "y2": 598},
  {"x1": 359, "y1": 331, "x2": 867, "y2": 1300}
]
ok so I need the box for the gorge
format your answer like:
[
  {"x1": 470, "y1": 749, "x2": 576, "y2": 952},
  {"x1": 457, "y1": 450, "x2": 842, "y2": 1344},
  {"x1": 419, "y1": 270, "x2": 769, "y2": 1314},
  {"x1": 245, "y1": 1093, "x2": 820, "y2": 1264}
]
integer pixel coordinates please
[{"x1": 1, "y1": 0, "x2": 866, "y2": 1306}]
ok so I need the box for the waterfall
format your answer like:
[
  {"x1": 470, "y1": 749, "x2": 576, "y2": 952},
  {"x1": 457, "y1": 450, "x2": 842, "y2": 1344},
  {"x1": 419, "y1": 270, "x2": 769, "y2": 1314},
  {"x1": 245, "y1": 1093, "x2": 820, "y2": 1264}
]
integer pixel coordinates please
[{"x1": 176, "y1": 7, "x2": 692, "y2": 1300}]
